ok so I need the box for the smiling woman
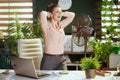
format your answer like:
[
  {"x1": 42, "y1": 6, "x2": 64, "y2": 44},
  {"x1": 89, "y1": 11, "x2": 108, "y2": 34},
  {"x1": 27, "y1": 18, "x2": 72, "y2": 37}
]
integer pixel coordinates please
[{"x1": 39, "y1": 3, "x2": 75, "y2": 70}]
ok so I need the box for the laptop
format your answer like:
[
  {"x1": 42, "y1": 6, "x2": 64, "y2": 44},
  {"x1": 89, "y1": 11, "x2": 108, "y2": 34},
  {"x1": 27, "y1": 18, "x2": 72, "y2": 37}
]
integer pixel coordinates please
[{"x1": 11, "y1": 57, "x2": 50, "y2": 79}]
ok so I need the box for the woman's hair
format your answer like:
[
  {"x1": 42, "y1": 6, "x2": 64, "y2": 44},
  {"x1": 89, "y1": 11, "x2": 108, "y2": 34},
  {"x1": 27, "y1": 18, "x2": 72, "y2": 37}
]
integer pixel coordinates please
[{"x1": 47, "y1": 3, "x2": 59, "y2": 13}]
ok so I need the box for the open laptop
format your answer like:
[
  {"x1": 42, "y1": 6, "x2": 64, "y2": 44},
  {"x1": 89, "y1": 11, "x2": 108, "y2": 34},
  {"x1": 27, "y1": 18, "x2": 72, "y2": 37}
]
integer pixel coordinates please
[{"x1": 11, "y1": 57, "x2": 50, "y2": 79}]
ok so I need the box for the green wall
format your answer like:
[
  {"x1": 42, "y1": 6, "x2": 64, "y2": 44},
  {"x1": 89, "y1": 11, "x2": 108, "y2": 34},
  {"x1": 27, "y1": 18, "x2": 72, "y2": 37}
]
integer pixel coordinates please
[{"x1": 36, "y1": 0, "x2": 95, "y2": 34}]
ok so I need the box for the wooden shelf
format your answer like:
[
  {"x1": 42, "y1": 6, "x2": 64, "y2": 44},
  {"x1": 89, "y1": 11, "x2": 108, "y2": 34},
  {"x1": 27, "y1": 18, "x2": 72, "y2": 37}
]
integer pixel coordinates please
[{"x1": 64, "y1": 51, "x2": 93, "y2": 54}]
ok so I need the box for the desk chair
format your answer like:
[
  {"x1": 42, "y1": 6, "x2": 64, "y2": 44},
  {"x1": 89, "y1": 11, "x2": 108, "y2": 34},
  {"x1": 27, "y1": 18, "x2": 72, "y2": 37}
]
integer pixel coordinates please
[
  {"x1": 109, "y1": 53, "x2": 120, "y2": 69},
  {"x1": 18, "y1": 38, "x2": 43, "y2": 69}
]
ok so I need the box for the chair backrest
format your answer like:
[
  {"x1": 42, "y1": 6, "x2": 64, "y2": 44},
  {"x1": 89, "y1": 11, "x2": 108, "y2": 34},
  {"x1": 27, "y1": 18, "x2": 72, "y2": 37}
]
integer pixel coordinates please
[
  {"x1": 109, "y1": 53, "x2": 120, "y2": 69},
  {"x1": 18, "y1": 38, "x2": 43, "y2": 57},
  {"x1": 18, "y1": 38, "x2": 43, "y2": 69}
]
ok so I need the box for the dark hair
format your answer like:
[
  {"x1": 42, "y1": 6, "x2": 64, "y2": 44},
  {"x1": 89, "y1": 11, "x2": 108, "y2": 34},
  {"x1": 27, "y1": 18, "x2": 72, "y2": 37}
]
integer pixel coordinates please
[{"x1": 46, "y1": 3, "x2": 59, "y2": 13}]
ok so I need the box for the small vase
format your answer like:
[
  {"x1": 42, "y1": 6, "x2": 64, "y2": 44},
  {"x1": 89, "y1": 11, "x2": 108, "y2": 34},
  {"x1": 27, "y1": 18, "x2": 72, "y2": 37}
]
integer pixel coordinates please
[{"x1": 85, "y1": 69, "x2": 96, "y2": 79}]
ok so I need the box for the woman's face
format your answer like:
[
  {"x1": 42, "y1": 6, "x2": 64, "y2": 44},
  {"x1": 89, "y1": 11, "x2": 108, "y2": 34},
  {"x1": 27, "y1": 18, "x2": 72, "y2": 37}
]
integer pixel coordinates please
[{"x1": 51, "y1": 7, "x2": 62, "y2": 22}]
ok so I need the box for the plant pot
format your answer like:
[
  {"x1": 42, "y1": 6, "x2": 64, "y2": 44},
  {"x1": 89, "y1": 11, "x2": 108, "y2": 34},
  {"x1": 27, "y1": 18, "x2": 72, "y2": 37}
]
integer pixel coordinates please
[{"x1": 85, "y1": 69, "x2": 96, "y2": 79}]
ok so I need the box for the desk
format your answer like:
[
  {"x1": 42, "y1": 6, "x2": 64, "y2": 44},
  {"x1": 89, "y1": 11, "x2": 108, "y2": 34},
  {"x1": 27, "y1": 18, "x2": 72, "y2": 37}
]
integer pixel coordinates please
[{"x1": 0, "y1": 70, "x2": 120, "y2": 80}]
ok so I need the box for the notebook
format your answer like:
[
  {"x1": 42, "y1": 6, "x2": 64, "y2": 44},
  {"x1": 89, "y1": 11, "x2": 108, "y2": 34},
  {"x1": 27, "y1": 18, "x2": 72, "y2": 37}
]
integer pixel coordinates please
[{"x1": 11, "y1": 57, "x2": 50, "y2": 79}]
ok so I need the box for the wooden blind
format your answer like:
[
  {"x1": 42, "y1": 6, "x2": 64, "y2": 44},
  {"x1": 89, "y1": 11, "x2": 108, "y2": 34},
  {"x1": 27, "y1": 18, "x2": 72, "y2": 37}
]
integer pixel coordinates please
[
  {"x1": 0, "y1": 0, "x2": 33, "y2": 37},
  {"x1": 101, "y1": 0, "x2": 120, "y2": 41}
]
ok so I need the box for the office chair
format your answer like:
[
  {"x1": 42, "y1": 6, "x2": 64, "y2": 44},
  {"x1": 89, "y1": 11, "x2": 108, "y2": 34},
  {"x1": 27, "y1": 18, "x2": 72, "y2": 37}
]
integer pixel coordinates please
[
  {"x1": 109, "y1": 53, "x2": 120, "y2": 69},
  {"x1": 18, "y1": 38, "x2": 43, "y2": 69}
]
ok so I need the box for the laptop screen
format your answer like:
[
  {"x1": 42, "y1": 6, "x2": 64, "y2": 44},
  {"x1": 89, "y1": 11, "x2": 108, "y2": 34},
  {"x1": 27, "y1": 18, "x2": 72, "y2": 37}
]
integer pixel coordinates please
[
  {"x1": 11, "y1": 57, "x2": 39, "y2": 78},
  {"x1": 11, "y1": 57, "x2": 50, "y2": 79}
]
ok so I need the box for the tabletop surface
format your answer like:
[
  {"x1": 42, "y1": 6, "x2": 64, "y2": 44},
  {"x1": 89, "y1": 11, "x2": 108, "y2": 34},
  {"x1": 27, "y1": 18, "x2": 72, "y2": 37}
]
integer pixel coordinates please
[{"x1": 0, "y1": 70, "x2": 120, "y2": 80}]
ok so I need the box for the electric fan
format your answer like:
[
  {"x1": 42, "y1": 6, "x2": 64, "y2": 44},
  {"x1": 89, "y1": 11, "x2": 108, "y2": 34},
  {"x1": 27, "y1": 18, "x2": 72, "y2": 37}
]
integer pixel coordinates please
[{"x1": 72, "y1": 14, "x2": 93, "y2": 57}]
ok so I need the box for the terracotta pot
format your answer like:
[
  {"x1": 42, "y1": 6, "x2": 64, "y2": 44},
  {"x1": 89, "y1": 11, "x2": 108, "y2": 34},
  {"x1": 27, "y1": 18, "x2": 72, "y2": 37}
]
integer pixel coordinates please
[{"x1": 85, "y1": 69, "x2": 96, "y2": 79}]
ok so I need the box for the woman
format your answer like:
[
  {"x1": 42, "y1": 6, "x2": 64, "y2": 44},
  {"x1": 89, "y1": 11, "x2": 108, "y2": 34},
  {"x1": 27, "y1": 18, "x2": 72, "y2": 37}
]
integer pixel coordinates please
[{"x1": 39, "y1": 3, "x2": 75, "y2": 70}]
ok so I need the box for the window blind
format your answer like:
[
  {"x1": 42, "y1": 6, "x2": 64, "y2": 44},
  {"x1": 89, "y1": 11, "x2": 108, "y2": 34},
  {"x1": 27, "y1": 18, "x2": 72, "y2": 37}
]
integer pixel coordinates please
[
  {"x1": 101, "y1": 0, "x2": 120, "y2": 41},
  {"x1": 0, "y1": 0, "x2": 33, "y2": 37}
]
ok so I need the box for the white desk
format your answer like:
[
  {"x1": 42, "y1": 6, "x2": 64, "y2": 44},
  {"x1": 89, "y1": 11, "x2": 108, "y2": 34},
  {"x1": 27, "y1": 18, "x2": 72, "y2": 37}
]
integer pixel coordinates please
[{"x1": 0, "y1": 70, "x2": 120, "y2": 80}]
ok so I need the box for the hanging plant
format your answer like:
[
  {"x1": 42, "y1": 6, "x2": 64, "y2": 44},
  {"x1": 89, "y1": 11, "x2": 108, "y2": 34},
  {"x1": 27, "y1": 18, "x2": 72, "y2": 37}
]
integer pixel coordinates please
[{"x1": 101, "y1": 0, "x2": 120, "y2": 41}]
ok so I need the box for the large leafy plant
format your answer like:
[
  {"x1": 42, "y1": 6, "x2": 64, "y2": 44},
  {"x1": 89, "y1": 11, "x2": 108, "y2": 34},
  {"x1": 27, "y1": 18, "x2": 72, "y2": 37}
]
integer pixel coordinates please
[
  {"x1": 5, "y1": 15, "x2": 43, "y2": 56},
  {"x1": 88, "y1": 39, "x2": 113, "y2": 63}
]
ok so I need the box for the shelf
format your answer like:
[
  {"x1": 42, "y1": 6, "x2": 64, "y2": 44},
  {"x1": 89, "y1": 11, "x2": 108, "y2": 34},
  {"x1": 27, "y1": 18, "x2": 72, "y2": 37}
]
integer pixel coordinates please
[{"x1": 64, "y1": 51, "x2": 93, "y2": 54}]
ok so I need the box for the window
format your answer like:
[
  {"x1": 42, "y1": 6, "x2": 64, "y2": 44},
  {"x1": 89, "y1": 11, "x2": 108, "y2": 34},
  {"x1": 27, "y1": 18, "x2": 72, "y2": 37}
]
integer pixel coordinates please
[
  {"x1": 0, "y1": 0, "x2": 33, "y2": 37},
  {"x1": 101, "y1": 0, "x2": 120, "y2": 41}
]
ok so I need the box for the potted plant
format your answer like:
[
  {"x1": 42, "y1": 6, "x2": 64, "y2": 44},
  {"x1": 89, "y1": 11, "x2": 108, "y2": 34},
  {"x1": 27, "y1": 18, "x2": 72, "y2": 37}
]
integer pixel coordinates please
[
  {"x1": 88, "y1": 39, "x2": 113, "y2": 68},
  {"x1": 80, "y1": 57, "x2": 101, "y2": 79},
  {"x1": 5, "y1": 14, "x2": 43, "y2": 56}
]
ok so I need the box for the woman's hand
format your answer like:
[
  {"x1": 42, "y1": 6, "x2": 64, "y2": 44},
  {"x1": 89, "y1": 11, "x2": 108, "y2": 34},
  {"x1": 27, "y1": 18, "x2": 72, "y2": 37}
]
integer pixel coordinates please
[
  {"x1": 40, "y1": 11, "x2": 51, "y2": 18},
  {"x1": 47, "y1": 12, "x2": 51, "y2": 18}
]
